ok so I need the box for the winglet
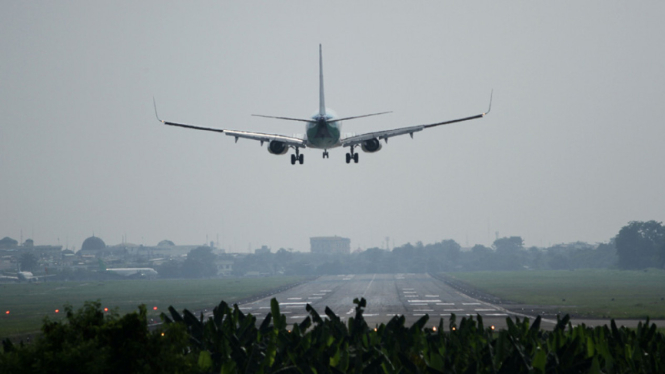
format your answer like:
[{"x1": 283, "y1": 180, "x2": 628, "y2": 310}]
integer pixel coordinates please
[
  {"x1": 153, "y1": 97, "x2": 165, "y2": 123},
  {"x1": 483, "y1": 89, "x2": 493, "y2": 116},
  {"x1": 319, "y1": 44, "x2": 326, "y2": 117}
]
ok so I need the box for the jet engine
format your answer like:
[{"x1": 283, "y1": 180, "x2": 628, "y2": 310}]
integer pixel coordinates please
[
  {"x1": 267, "y1": 140, "x2": 289, "y2": 155},
  {"x1": 361, "y1": 138, "x2": 382, "y2": 153}
]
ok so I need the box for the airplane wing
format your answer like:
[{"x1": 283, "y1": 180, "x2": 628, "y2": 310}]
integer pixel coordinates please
[
  {"x1": 341, "y1": 92, "x2": 492, "y2": 148},
  {"x1": 223, "y1": 130, "x2": 307, "y2": 147},
  {"x1": 341, "y1": 125, "x2": 425, "y2": 147},
  {"x1": 154, "y1": 99, "x2": 307, "y2": 148}
]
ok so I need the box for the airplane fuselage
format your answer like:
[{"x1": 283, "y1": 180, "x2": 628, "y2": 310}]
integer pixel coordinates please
[{"x1": 305, "y1": 110, "x2": 342, "y2": 149}]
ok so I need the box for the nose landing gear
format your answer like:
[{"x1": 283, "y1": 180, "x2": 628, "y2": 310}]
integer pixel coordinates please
[{"x1": 322, "y1": 150, "x2": 329, "y2": 159}]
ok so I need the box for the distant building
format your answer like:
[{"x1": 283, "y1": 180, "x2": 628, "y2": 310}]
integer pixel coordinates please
[
  {"x1": 310, "y1": 236, "x2": 351, "y2": 255},
  {"x1": 255, "y1": 245, "x2": 271, "y2": 255}
]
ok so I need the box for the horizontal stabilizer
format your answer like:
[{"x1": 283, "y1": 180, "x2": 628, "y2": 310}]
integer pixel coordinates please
[
  {"x1": 334, "y1": 111, "x2": 392, "y2": 122},
  {"x1": 251, "y1": 114, "x2": 313, "y2": 123}
]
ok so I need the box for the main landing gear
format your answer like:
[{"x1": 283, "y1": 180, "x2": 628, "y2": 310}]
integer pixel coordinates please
[
  {"x1": 290, "y1": 147, "x2": 304, "y2": 165},
  {"x1": 346, "y1": 146, "x2": 359, "y2": 164}
]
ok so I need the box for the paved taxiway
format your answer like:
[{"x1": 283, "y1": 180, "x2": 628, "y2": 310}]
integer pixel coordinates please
[{"x1": 234, "y1": 273, "x2": 552, "y2": 330}]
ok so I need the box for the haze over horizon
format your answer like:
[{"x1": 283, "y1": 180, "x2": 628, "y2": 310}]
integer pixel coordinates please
[{"x1": 2, "y1": 2, "x2": 664, "y2": 252}]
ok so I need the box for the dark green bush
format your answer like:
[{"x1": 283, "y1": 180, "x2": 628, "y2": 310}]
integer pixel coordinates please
[{"x1": 2, "y1": 298, "x2": 664, "y2": 373}]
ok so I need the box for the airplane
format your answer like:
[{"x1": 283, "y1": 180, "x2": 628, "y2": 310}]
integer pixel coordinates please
[
  {"x1": 154, "y1": 45, "x2": 492, "y2": 165},
  {"x1": 0, "y1": 271, "x2": 55, "y2": 283}
]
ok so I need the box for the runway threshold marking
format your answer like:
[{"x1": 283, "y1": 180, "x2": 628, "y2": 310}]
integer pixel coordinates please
[{"x1": 408, "y1": 300, "x2": 442, "y2": 303}]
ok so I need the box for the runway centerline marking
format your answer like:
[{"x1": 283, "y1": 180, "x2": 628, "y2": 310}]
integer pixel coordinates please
[
  {"x1": 463, "y1": 303, "x2": 481, "y2": 305},
  {"x1": 362, "y1": 274, "x2": 377, "y2": 298}
]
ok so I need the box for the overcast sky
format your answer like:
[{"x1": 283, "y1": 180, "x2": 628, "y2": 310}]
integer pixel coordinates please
[{"x1": 2, "y1": 2, "x2": 664, "y2": 252}]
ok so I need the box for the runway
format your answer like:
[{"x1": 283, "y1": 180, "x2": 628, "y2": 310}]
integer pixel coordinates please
[{"x1": 234, "y1": 273, "x2": 553, "y2": 330}]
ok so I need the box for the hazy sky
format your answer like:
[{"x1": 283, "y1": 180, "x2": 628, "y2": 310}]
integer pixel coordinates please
[{"x1": 2, "y1": 2, "x2": 664, "y2": 252}]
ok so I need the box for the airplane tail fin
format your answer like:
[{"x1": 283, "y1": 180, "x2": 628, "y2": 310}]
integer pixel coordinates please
[{"x1": 319, "y1": 44, "x2": 326, "y2": 117}]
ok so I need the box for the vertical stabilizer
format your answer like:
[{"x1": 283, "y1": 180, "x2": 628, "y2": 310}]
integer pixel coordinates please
[{"x1": 319, "y1": 44, "x2": 326, "y2": 117}]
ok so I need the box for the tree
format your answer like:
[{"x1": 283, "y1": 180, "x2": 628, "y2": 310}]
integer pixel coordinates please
[
  {"x1": 615, "y1": 221, "x2": 665, "y2": 269},
  {"x1": 493, "y1": 236, "x2": 524, "y2": 254},
  {"x1": 0, "y1": 301, "x2": 195, "y2": 373},
  {"x1": 157, "y1": 260, "x2": 181, "y2": 278},
  {"x1": 19, "y1": 253, "x2": 38, "y2": 272},
  {"x1": 181, "y1": 246, "x2": 218, "y2": 278}
]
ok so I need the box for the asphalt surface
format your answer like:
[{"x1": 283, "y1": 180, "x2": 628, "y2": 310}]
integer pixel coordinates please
[{"x1": 233, "y1": 273, "x2": 557, "y2": 330}]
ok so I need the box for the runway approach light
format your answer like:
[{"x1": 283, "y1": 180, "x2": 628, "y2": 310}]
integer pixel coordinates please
[
  {"x1": 491, "y1": 325, "x2": 495, "y2": 331},
  {"x1": 161, "y1": 332, "x2": 165, "y2": 337},
  {"x1": 104, "y1": 307, "x2": 108, "y2": 312},
  {"x1": 55, "y1": 309, "x2": 59, "y2": 313},
  {"x1": 153, "y1": 306, "x2": 158, "y2": 311},
  {"x1": 432, "y1": 327, "x2": 437, "y2": 332},
  {"x1": 5, "y1": 311, "x2": 9, "y2": 315},
  {"x1": 452, "y1": 327, "x2": 456, "y2": 331}
]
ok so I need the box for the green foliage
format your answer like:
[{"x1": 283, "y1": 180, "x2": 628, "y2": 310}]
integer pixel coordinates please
[
  {"x1": 157, "y1": 298, "x2": 665, "y2": 373},
  {"x1": 0, "y1": 301, "x2": 195, "y2": 373},
  {"x1": 616, "y1": 220, "x2": 665, "y2": 269},
  {"x1": 3, "y1": 298, "x2": 665, "y2": 373},
  {"x1": 181, "y1": 246, "x2": 218, "y2": 278}
]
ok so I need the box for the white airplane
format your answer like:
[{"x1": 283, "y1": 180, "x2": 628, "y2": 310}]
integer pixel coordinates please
[
  {"x1": 0, "y1": 271, "x2": 55, "y2": 283},
  {"x1": 154, "y1": 45, "x2": 492, "y2": 165}
]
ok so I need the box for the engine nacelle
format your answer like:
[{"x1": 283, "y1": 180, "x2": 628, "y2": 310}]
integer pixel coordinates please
[
  {"x1": 361, "y1": 138, "x2": 382, "y2": 153},
  {"x1": 267, "y1": 140, "x2": 289, "y2": 155}
]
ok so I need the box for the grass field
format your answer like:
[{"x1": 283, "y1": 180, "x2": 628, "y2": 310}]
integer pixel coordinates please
[
  {"x1": 448, "y1": 269, "x2": 665, "y2": 319},
  {"x1": 0, "y1": 276, "x2": 305, "y2": 337}
]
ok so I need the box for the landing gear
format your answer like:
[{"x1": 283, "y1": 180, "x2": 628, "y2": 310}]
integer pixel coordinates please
[
  {"x1": 322, "y1": 150, "x2": 329, "y2": 159},
  {"x1": 346, "y1": 146, "x2": 359, "y2": 164},
  {"x1": 291, "y1": 147, "x2": 304, "y2": 165}
]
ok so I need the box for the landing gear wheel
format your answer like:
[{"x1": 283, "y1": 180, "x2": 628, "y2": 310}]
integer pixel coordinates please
[
  {"x1": 299, "y1": 154, "x2": 304, "y2": 164},
  {"x1": 291, "y1": 154, "x2": 296, "y2": 165},
  {"x1": 353, "y1": 153, "x2": 359, "y2": 163},
  {"x1": 323, "y1": 151, "x2": 329, "y2": 159},
  {"x1": 346, "y1": 153, "x2": 351, "y2": 164}
]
